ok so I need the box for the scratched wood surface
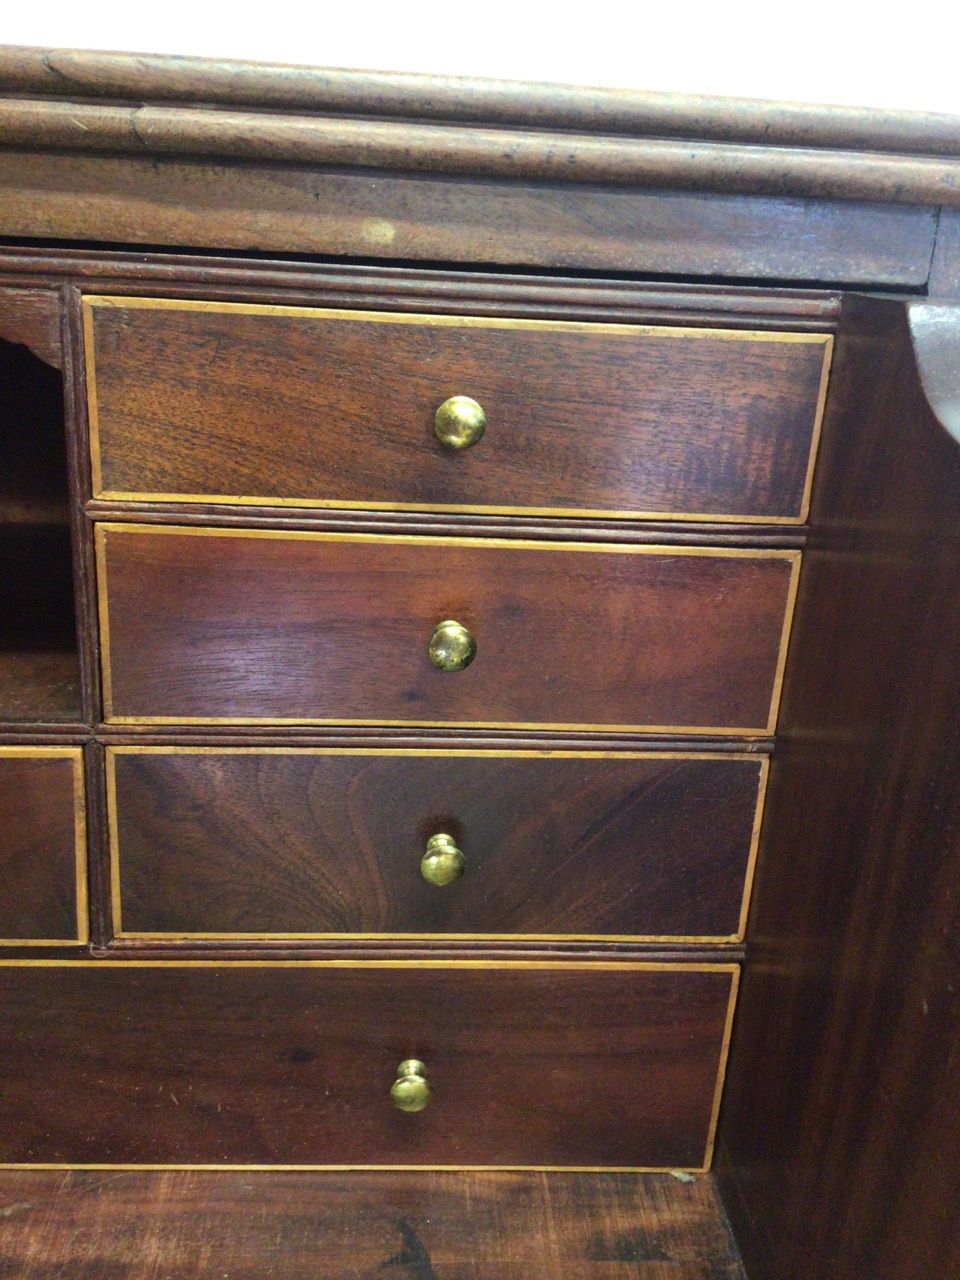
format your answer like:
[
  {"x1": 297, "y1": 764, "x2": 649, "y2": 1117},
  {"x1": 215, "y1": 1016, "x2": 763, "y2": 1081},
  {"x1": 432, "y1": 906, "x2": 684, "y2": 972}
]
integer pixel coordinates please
[{"x1": 0, "y1": 1170, "x2": 747, "y2": 1279}]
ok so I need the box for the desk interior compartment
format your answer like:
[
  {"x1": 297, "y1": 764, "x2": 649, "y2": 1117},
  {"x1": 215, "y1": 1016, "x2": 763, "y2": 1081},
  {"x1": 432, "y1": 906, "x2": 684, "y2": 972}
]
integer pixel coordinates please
[{"x1": 0, "y1": 314, "x2": 82, "y2": 726}]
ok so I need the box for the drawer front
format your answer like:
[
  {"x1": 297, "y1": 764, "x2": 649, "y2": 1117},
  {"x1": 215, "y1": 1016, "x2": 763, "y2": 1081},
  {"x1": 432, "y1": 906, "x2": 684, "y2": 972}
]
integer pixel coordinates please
[
  {"x1": 96, "y1": 526, "x2": 799, "y2": 733},
  {"x1": 108, "y1": 748, "x2": 766, "y2": 942},
  {"x1": 0, "y1": 962, "x2": 737, "y2": 1169},
  {"x1": 84, "y1": 297, "x2": 831, "y2": 523},
  {"x1": 0, "y1": 749, "x2": 86, "y2": 944}
]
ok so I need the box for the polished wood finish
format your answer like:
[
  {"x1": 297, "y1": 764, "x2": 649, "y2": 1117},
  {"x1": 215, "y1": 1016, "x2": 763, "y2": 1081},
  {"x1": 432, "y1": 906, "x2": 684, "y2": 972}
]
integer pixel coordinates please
[
  {"x1": 109, "y1": 748, "x2": 764, "y2": 941},
  {"x1": 86, "y1": 298, "x2": 829, "y2": 522},
  {"x1": 0, "y1": 962, "x2": 736, "y2": 1169},
  {"x1": 0, "y1": 749, "x2": 84, "y2": 942},
  {"x1": 97, "y1": 526, "x2": 798, "y2": 731},
  {"x1": 716, "y1": 297, "x2": 960, "y2": 1280},
  {"x1": 0, "y1": 1168, "x2": 746, "y2": 1279},
  {"x1": 4, "y1": 44, "x2": 960, "y2": 1277}
]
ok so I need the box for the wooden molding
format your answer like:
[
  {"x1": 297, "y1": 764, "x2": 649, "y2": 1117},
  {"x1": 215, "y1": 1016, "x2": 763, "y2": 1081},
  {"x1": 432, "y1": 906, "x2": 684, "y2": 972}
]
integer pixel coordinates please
[{"x1": 1, "y1": 48, "x2": 959, "y2": 206}]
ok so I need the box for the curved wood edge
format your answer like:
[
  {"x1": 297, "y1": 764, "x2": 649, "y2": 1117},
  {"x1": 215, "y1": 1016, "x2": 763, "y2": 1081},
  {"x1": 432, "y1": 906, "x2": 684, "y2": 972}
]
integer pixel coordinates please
[
  {"x1": 0, "y1": 287, "x2": 61, "y2": 367},
  {"x1": 1, "y1": 94, "x2": 959, "y2": 205},
  {"x1": 909, "y1": 303, "x2": 960, "y2": 442},
  {"x1": 3, "y1": 45, "x2": 959, "y2": 159}
]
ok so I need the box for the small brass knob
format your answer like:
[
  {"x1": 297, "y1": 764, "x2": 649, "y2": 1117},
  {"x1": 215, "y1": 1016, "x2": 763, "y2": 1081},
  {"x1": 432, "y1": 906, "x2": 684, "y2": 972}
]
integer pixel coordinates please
[
  {"x1": 434, "y1": 396, "x2": 486, "y2": 450},
  {"x1": 428, "y1": 620, "x2": 476, "y2": 672},
  {"x1": 421, "y1": 833, "x2": 466, "y2": 886},
  {"x1": 390, "y1": 1059, "x2": 431, "y2": 1112}
]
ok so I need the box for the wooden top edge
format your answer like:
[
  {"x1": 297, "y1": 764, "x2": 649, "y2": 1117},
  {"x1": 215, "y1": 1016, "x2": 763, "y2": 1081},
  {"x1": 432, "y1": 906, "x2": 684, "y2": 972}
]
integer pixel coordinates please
[
  {"x1": 0, "y1": 247, "x2": 843, "y2": 320},
  {"x1": 3, "y1": 45, "x2": 960, "y2": 156},
  {"x1": 0, "y1": 48, "x2": 958, "y2": 206}
]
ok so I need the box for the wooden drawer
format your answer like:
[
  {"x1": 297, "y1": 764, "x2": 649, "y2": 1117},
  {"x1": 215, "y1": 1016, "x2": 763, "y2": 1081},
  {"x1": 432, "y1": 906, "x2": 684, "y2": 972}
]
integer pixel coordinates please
[
  {"x1": 107, "y1": 747, "x2": 766, "y2": 943},
  {"x1": 96, "y1": 526, "x2": 799, "y2": 733},
  {"x1": 0, "y1": 748, "x2": 86, "y2": 945},
  {"x1": 0, "y1": 961, "x2": 737, "y2": 1169},
  {"x1": 84, "y1": 297, "x2": 831, "y2": 523}
]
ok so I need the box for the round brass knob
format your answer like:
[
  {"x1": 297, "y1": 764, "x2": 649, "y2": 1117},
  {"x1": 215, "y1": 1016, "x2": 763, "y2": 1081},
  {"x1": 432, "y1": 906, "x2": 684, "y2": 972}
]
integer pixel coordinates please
[
  {"x1": 421, "y1": 833, "x2": 466, "y2": 886},
  {"x1": 390, "y1": 1059, "x2": 431, "y2": 1112},
  {"x1": 428, "y1": 620, "x2": 476, "y2": 672},
  {"x1": 434, "y1": 396, "x2": 486, "y2": 450}
]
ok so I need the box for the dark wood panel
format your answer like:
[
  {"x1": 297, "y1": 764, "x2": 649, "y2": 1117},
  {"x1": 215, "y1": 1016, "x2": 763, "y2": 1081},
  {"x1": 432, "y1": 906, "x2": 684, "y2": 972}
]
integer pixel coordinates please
[
  {"x1": 110, "y1": 748, "x2": 764, "y2": 940},
  {"x1": 0, "y1": 152, "x2": 937, "y2": 283},
  {"x1": 0, "y1": 1168, "x2": 747, "y2": 1279},
  {"x1": 86, "y1": 298, "x2": 829, "y2": 522},
  {"x1": 0, "y1": 750, "x2": 83, "y2": 942},
  {"x1": 0, "y1": 286, "x2": 60, "y2": 368},
  {"x1": 715, "y1": 297, "x2": 960, "y2": 1280},
  {"x1": 97, "y1": 526, "x2": 797, "y2": 732},
  {"x1": 0, "y1": 334, "x2": 68, "y2": 523},
  {"x1": 0, "y1": 962, "x2": 735, "y2": 1168}
]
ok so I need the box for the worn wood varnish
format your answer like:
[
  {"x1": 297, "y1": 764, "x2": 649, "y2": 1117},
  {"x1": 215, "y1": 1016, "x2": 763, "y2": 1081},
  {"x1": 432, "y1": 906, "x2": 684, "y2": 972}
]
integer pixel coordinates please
[
  {"x1": 0, "y1": 1168, "x2": 747, "y2": 1279},
  {"x1": 0, "y1": 962, "x2": 736, "y2": 1169}
]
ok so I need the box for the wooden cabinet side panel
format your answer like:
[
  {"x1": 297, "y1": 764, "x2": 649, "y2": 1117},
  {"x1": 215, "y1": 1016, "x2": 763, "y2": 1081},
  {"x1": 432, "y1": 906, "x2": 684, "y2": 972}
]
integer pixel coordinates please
[{"x1": 715, "y1": 297, "x2": 960, "y2": 1280}]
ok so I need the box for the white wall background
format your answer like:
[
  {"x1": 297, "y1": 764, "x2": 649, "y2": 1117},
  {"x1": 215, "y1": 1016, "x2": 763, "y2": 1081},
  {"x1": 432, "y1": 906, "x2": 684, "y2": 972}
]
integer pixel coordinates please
[{"x1": 5, "y1": 1, "x2": 960, "y2": 115}]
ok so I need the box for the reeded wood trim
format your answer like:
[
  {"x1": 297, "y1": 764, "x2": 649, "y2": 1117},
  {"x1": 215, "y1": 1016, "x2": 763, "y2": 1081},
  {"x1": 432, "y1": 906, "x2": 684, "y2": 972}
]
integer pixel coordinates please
[
  {"x1": 2, "y1": 97, "x2": 959, "y2": 206},
  {"x1": 2, "y1": 47, "x2": 960, "y2": 206},
  {"x1": 0, "y1": 246, "x2": 844, "y2": 328}
]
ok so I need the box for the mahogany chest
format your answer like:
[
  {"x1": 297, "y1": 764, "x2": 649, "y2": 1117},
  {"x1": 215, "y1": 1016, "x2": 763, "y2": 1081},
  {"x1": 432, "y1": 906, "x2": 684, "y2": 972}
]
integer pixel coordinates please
[{"x1": 0, "y1": 44, "x2": 958, "y2": 1279}]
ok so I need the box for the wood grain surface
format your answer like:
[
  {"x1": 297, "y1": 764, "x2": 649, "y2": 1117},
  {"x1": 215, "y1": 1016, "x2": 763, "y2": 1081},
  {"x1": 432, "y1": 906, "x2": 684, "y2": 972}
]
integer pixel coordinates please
[
  {"x1": 0, "y1": 750, "x2": 83, "y2": 942},
  {"x1": 0, "y1": 153, "x2": 938, "y2": 283},
  {"x1": 1, "y1": 45, "x2": 954, "y2": 160},
  {"x1": 0, "y1": 962, "x2": 736, "y2": 1169},
  {"x1": 0, "y1": 1168, "x2": 747, "y2": 1279},
  {"x1": 109, "y1": 748, "x2": 764, "y2": 941},
  {"x1": 97, "y1": 527, "x2": 798, "y2": 732},
  {"x1": 0, "y1": 286, "x2": 60, "y2": 368},
  {"x1": 716, "y1": 297, "x2": 960, "y2": 1280},
  {"x1": 85, "y1": 298, "x2": 829, "y2": 522}
]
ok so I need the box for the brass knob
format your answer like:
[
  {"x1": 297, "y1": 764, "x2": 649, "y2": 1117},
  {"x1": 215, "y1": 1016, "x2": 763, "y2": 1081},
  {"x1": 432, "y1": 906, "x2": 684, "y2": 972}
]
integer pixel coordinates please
[
  {"x1": 390, "y1": 1059, "x2": 431, "y2": 1112},
  {"x1": 434, "y1": 396, "x2": 486, "y2": 450},
  {"x1": 428, "y1": 620, "x2": 476, "y2": 672},
  {"x1": 421, "y1": 833, "x2": 466, "y2": 886}
]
